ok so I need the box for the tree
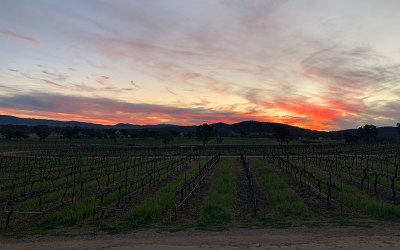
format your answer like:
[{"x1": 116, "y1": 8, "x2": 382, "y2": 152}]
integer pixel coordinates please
[
  {"x1": 0, "y1": 125, "x2": 29, "y2": 139},
  {"x1": 196, "y1": 123, "x2": 214, "y2": 147},
  {"x1": 161, "y1": 131, "x2": 174, "y2": 147},
  {"x1": 184, "y1": 132, "x2": 193, "y2": 138},
  {"x1": 357, "y1": 124, "x2": 378, "y2": 143},
  {"x1": 32, "y1": 125, "x2": 51, "y2": 141},
  {"x1": 217, "y1": 135, "x2": 223, "y2": 143},
  {"x1": 343, "y1": 132, "x2": 358, "y2": 144},
  {"x1": 53, "y1": 126, "x2": 62, "y2": 136},
  {"x1": 120, "y1": 129, "x2": 131, "y2": 138},
  {"x1": 73, "y1": 126, "x2": 84, "y2": 138},
  {"x1": 274, "y1": 127, "x2": 290, "y2": 145},
  {"x1": 106, "y1": 128, "x2": 118, "y2": 142},
  {"x1": 61, "y1": 126, "x2": 75, "y2": 139},
  {"x1": 397, "y1": 123, "x2": 400, "y2": 137}
]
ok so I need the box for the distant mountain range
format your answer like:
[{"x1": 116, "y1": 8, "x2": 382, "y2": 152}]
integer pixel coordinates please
[
  {"x1": 0, "y1": 115, "x2": 399, "y2": 140},
  {"x1": 0, "y1": 115, "x2": 174, "y2": 129}
]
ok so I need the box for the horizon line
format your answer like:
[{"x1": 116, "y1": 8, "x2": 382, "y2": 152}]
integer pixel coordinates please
[{"x1": 1, "y1": 114, "x2": 396, "y2": 133}]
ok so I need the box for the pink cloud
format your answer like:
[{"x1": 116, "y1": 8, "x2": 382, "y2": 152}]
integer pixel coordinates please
[
  {"x1": 40, "y1": 79, "x2": 64, "y2": 88},
  {"x1": 130, "y1": 80, "x2": 140, "y2": 88},
  {"x1": 96, "y1": 76, "x2": 111, "y2": 85},
  {"x1": 0, "y1": 93, "x2": 283, "y2": 127}
]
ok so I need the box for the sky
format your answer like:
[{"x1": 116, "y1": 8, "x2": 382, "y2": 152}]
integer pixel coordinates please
[{"x1": 1, "y1": 0, "x2": 400, "y2": 131}]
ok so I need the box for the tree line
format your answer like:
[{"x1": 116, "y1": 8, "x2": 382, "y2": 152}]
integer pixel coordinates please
[
  {"x1": 0, "y1": 125, "x2": 181, "y2": 142},
  {"x1": 343, "y1": 124, "x2": 399, "y2": 144},
  {"x1": 0, "y1": 123, "x2": 220, "y2": 147},
  {"x1": 1, "y1": 123, "x2": 399, "y2": 145}
]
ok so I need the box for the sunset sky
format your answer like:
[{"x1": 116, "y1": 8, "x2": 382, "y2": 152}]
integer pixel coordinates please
[{"x1": 1, "y1": 0, "x2": 400, "y2": 131}]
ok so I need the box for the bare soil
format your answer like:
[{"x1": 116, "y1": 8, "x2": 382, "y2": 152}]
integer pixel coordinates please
[
  {"x1": 2, "y1": 225, "x2": 400, "y2": 249},
  {"x1": 302, "y1": 160, "x2": 398, "y2": 205},
  {"x1": 94, "y1": 159, "x2": 201, "y2": 227},
  {"x1": 268, "y1": 160, "x2": 356, "y2": 218},
  {"x1": 234, "y1": 158, "x2": 275, "y2": 223},
  {"x1": 174, "y1": 160, "x2": 221, "y2": 225}
]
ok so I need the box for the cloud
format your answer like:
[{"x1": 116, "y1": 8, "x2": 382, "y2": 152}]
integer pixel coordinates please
[
  {"x1": 2, "y1": 1, "x2": 400, "y2": 130},
  {"x1": 40, "y1": 79, "x2": 64, "y2": 88},
  {"x1": 130, "y1": 80, "x2": 140, "y2": 88},
  {"x1": 71, "y1": 83, "x2": 96, "y2": 92},
  {"x1": 42, "y1": 70, "x2": 68, "y2": 81},
  {"x1": 0, "y1": 92, "x2": 294, "y2": 126},
  {"x1": 166, "y1": 87, "x2": 177, "y2": 95},
  {"x1": 96, "y1": 76, "x2": 111, "y2": 85},
  {"x1": 302, "y1": 46, "x2": 400, "y2": 90},
  {"x1": 0, "y1": 26, "x2": 40, "y2": 44}
]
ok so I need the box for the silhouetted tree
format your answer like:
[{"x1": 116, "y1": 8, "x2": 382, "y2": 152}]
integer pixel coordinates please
[
  {"x1": 343, "y1": 132, "x2": 358, "y2": 144},
  {"x1": 53, "y1": 126, "x2": 62, "y2": 136},
  {"x1": 161, "y1": 131, "x2": 174, "y2": 147},
  {"x1": 106, "y1": 128, "x2": 118, "y2": 142},
  {"x1": 397, "y1": 123, "x2": 400, "y2": 137},
  {"x1": 196, "y1": 123, "x2": 214, "y2": 147},
  {"x1": 120, "y1": 129, "x2": 131, "y2": 138},
  {"x1": 274, "y1": 127, "x2": 290, "y2": 145},
  {"x1": 138, "y1": 128, "x2": 159, "y2": 139},
  {"x1": 357, "y1": 124, "x2": 378, "y2": 143},
  {"x1": 0, "y1": 125, "x2": 29, "y2": 139},
  {"x1": 168, "y1": 130, "x2": 179, "y2": 137},
  {"x1": 61, "y1": 126, "x2": 75, "y2": 139},
  {"x1": 73, "y1": 126, "x2": 84, "y2": 138},
  {"x1": 83, "y1": 128, "x2": 97, "y2": 138},
  {"x1": 184, "y1": 132, "x2": 193, "y2": 138},
  {"x1": 32, "y1": 125, "x2": 51, "y2": 141},
  {"x1": 129, "y1": 129, "x2": 139, "y2": 138}
]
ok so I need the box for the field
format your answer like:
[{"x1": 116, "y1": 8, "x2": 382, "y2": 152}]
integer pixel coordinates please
[{"x1": 1, "y1": 138, "x2": 400, "y2": 237}]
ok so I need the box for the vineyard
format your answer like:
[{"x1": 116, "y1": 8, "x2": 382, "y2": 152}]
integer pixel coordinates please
[{"x1": 1, "y1": 140, "x2": 400, "y2": 235}]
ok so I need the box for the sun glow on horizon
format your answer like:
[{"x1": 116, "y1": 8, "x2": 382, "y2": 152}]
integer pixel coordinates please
[{"x1": 1, "y1": 0, "x2": 400, "y2": 131}]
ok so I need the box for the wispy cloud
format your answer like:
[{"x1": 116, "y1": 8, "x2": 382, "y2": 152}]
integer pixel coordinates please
[
  {"x1": 0, "y1": 93, "x2": 288, "y2": 126},
  {"x1": 0, "y1": 26, "x2": 40, "y2": 44},
  {"x1": 166, "y1": 87, "x2": 177, "y2": 95},
  {"x1": 130, "y1": 80, "x2": 140, "y2": 88},
  {"x1": 96, "y1": 76, "x2": 111, "y2": 85},
  {"x1": 40, "y1": 79, "x2": 64, "y2": 88},
  {"x1": 42, "y1": 70, "x2": 68, "y2": 81},
  {"x1": 1, "y1": 1, "x2": 400, "y2": 129}
]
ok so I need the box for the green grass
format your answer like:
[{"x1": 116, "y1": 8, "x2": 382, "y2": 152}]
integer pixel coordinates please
[
  {"x1": 0, "y1": 136, "x2": 324, "y2": 147},
  {"x1": 196, "y1": 158, "x2": 236, "y2": 230},
  {"x1": 21, "y1": 158, "x2": 194, "y2": 232},
  {"x1": 100, "y1": 158, "x2": 210, "y2": 233},
  {"x1": 250, "y1": 158, "x2": 310, "y2": 219},
  {"x1": 287, "y1": 158, "x2": 400, "y2": 221},
  {"x1": 40, "y1": 198, "x2": 95, "y2": 228},
  {"x1": 342, "y1": 183, "x2": 400, "y2": 220}
]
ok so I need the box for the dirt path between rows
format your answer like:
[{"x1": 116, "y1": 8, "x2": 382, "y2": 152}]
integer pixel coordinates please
[{"x1": 1, "y1": 225, "x2": 400, "y2": 249}]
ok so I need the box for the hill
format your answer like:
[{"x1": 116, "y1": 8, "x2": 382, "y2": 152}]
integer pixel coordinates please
[{"x1": 0, "y1": 115, "x2": 398, "y2": 139}]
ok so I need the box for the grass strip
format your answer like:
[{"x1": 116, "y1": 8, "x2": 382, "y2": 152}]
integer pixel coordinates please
[
  {"x1": 29, "y1": 158, "x2": 198, "y2": 232},
  {"x1": 100, "y1": 158, "x2": 210, "y2": 233},
  {"x1": 196, "y1": 158, "x2": 236, "y2": 230},
  {"x1": 250, "y1": 158, "x2": 310, "y2": 219},
  {"x1": 288, "y1": 158, "x2": 400, "y2": 221}
]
